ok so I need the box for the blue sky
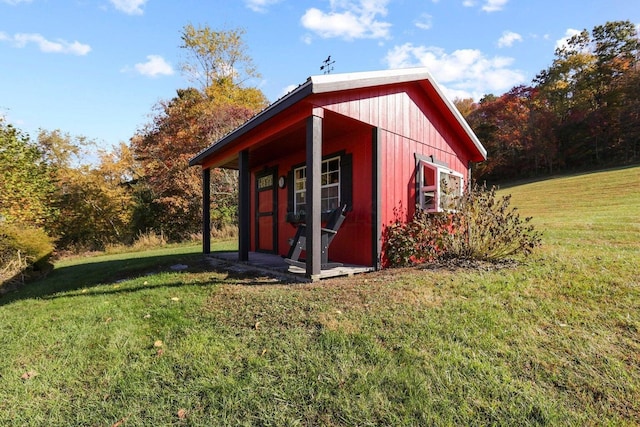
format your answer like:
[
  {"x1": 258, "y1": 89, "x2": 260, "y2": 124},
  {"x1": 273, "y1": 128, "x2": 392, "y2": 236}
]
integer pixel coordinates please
[{"x1": 1, "y1": 0, "x2": 638, "y2": 150}]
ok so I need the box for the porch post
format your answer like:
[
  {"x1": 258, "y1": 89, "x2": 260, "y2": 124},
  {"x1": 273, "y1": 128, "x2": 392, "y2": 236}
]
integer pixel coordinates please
[
  {"x1": 371, "y1": 127, "x2": 382, "y2": 270},
  {"x1": 306, "y1": 113, "x2": 323, "y2": 280},
  {"x1": 238, "y1": 150, "x2": 250, "y2": 262},
  {"x1": 202, "y1": 168, "x2": 211, "y2": 254}
]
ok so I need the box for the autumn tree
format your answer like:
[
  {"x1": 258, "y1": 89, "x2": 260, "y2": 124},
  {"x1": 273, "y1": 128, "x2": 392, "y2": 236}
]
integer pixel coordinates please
[
  {"x1": 453, "y1": 98, "x2": 477, "y2": 118},
  {"x1": 180, "y1": 25, "x2": 260, "y2": 89},
  {"x1": 591, "y1": 21, "x2": 640, "y2": 162},
  {"x1": 1, "y1": 119, "x2": 56, "y2": 283},
  {"x1": 467, "y1": 87, "x2": 538, "y2": 179},
  {"x1": 0, "y1": 119, "x2": 55, "y2": 227},
  {"x1": 470, "y1": 20, "x2": 639, "y2": 182},
  {"x1": 617, "y1": 63, "x2": 640, "y2": 160},
  {"x1": 39, "y1": 130, "x2": 138, "y2": 250},
  {"x1": 131, "y1": 25, "x2": 267, "y2": 240},
  {"x1": 534, "y1": 20, "x2": 639, "y2": 168}
]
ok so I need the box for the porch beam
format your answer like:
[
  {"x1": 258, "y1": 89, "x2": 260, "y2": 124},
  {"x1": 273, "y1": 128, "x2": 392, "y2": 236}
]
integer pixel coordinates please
[
  {"x1": 238, "y1": 150, "x2": 250, "y2": 262},
  {"x1": 305, "y1": 114, "x2": 323, "y2": 280},
  {"x1": 371, "y1": 127, "x2": 382, "y2": 270},
  {"x1": 202, "y1": 168, "x2": 211, "y2": 254}
]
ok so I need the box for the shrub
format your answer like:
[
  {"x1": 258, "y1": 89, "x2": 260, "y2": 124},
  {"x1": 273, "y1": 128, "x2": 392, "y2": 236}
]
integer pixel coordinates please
[
  {"x1": 0, "y1": 223, "x2": 55, "y2": 289},
  {"x1": 383, "y1": 183, "x2": 541, "y2": 267},
  {"x1": 382, "y1": 206, "x2": 442, "y2": 267}
]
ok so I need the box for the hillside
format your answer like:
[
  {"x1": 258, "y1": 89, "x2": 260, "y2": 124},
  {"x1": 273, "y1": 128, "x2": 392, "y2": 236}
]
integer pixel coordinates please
[
  {"x1": 504, "y1": 165, "x2": 639, "y2": 269},
  {"x1": 0, "y1": 166, "x2": 638, "y2": 426}
]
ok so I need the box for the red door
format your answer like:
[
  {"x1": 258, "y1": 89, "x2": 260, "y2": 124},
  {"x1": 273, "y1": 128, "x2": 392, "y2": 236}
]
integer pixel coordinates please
[{"x1": 255, "y1": 168, "x2": 278, "y2": 253}]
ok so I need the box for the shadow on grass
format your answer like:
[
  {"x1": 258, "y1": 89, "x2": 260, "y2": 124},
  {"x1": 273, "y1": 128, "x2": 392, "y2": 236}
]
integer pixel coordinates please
[
  {"x1": 39, "y1": 266, "x2": 290, "y2": 303},
  {"x1": 0, "y1": 252, "x2": 191, "y2": 305},
  {"x1": 0, "y1": 247, "x2": 274, "y2": 306},
  {"x1": 0, "y1": 252, "x2": 192, "y2": 306}
]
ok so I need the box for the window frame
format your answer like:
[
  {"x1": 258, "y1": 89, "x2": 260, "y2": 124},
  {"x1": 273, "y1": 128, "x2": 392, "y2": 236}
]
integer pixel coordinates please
[
  {"x1": 293, "y1": 155, "x2": 341, "y2": 214},
  {"x1": 416, "y1": 156, "x2": 464, "y2": 213}
]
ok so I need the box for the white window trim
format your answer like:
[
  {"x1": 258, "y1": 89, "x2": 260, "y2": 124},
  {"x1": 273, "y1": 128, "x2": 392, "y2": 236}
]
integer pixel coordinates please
[
  {"x1": 294, "y1": 167, "x2": 306, "y2": 214},
  {"x1": 294, "y1": 156, "x2": 341, "y2": 214},
  {"x1": 417, "y1": 158, "x2": 464, "y2": 212}
]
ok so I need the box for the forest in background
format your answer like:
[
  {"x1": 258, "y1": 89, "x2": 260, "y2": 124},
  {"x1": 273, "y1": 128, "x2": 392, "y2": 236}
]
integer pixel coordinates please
[
  {"x1": 460, "y1": 21, "x2": 639, "y2": 181},
  {"x1": 1, "y1": 21, "x2": 638, "y2": 270}
]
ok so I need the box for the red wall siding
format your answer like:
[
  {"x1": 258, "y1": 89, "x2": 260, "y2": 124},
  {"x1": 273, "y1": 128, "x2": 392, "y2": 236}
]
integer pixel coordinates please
[
  {"x1": 248, "y1": 125, "x2": 374, "y2": 267},
  {"x1": 317, "y1": 85, "x2": 471, "y2": 162},
  {"x1": 315, "y1": 85, "x2": 472, "y2": 228},
  {"x1": 378, "y1": 130, "x2": 468, "y2": 226}
]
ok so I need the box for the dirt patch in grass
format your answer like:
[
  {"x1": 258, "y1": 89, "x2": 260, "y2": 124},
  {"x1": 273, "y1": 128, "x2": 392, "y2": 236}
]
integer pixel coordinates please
[
  {"x1": 202, "y1": 256, "x2": 525, "y2": 329},
  {"x1": 204, "y1": 266, "x2": 451, "y2": 334},
  {"x1": 419, "y1": 257, "x2": 521, "y2": 272}
]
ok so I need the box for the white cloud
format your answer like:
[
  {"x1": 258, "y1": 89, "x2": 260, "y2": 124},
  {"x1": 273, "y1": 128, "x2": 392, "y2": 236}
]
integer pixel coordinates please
[
  {"x1": 245, "y1": 0, "x2": 281, "y2": 13},
  {"x1": 482, "y1": 0, "x2": 508, "y2": 12},
  {"x1": 133, "y1": 55, "x2": 174, "y2": 77},
  {"x1": 1, "y1": 0, "x2": 32, "y2": 4},
  {"x1": 384, "y1": 43, "x2": 525, "y2": 99},
  {"x1": 463, "y1": 0, "x2": 508, "y2": 12},
  {"x1": 415, "y1": 14, "x2": 433, "y2": 30},
  {"x1": 0, "y1": 32, "x2": 91, "y2": 55},
  {"x1": 109, "y1": 0, "x2": 147, "y2": 15},
  {"x1": 497, "y1": 30, "x2": 522, "y2": 48},
  {"x1": 301, "y1": 0, "x2": 391, "y2": 40},
  {"x1": 279, "y1": 84, "x2": 299, "y2": 98},
  {"x1": 555, "y1": 28, "x2": 582, "y2": 51}
]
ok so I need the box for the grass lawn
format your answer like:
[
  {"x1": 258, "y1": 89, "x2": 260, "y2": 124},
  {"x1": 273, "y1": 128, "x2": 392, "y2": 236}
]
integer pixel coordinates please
[{"x1": 1, "y1": 166, "x2": 638, "y2": 426}]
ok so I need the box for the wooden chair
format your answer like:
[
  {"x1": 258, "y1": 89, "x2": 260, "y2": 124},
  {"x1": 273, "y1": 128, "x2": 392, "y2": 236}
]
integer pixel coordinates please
[{"x1": 285, "y1": 205, "x2": 347, "y2": 270}]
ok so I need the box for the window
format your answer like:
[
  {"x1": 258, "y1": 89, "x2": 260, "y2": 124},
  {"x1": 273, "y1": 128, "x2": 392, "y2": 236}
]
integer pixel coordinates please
[
  {"x1": 294, "y1": 156, "x2": 341, "y2": 214},
  {"x1": 417, "y1": 158, "x2": 463, "y2": 212},
  {"x1": 257, "y1": 174, "x2": 273, "y2": 190}
]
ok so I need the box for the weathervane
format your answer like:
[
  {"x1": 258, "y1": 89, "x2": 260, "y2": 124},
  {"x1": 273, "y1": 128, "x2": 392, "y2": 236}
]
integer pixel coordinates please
[{"x1": 320, "y1": 55, "x2": 335, "y2": 74}]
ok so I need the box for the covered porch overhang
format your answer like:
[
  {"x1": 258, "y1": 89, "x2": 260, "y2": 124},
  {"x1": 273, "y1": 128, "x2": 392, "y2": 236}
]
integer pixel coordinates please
[{"x1": 193, "y1": 105, "x2": 381, "y2": 281}]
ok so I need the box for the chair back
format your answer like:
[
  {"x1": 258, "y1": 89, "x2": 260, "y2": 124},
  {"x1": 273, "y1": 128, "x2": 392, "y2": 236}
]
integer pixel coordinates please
[{"x1": 326, "y1": 205, "x2": 347, "y2": 230}]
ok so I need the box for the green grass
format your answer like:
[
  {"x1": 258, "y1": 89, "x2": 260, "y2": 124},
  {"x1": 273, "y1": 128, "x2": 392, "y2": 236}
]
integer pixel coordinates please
[{"x1": 1, "y1": 166, "x2": 639, "y2": 426}]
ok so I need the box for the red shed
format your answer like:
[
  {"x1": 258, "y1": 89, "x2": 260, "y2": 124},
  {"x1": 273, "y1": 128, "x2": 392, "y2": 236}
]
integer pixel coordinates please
[{"x1": 190, "y1": 68, "x2": 486, "y2": 280}]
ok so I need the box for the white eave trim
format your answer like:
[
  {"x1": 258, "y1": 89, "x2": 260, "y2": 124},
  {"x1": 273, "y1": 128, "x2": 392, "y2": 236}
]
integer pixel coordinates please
[{"x1": 311, "y1": 68, "x2": 486, "y2": 160}]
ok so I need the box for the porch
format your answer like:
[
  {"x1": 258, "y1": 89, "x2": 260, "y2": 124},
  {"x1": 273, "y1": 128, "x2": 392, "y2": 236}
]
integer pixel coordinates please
[
  {"x1": 208, "y1": 251, "x2": 374, "y2": 282},
  {"x1": 195, "y1": 107, "x2": 381, "y2": 281}
]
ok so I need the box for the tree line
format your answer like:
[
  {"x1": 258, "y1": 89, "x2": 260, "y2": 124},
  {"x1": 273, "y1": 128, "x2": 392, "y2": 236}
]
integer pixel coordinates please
[
  {"x1": 1, "y1": 24, "x2": 267, "y2": 278},
  {"x1": 460, "y1": 20, "x2": 639, "y2": 181},
  {"x1": 2, "y1": 21, "x2": 638, "y2": 266}
]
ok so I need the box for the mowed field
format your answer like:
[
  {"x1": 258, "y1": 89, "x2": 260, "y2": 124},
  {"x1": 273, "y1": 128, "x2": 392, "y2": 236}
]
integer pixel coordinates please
[{"x1": 0, "y1": 166, "x2": 638, "y2": 426}]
